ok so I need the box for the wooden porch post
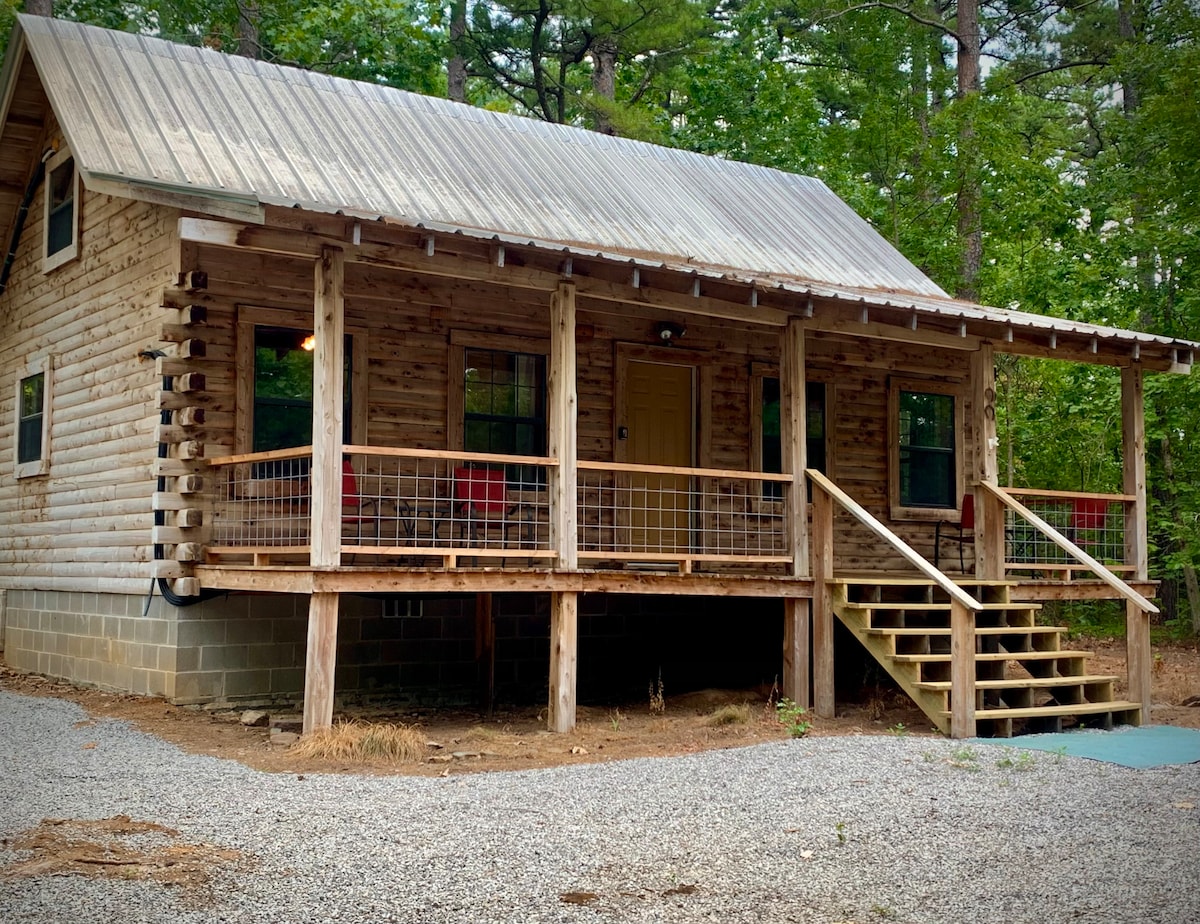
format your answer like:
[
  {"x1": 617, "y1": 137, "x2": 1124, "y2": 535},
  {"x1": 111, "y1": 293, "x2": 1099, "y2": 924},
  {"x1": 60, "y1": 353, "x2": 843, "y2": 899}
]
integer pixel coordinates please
[
  {"x1": 780, "y1": 319, "x2": 811, "y2": 706},
  {"x1": 950, "y1": 598, "x2": 977, "y2": 738},
  {"x1": 1122, "y1": 365, "x2": 1152, "y2": 714},
  {"x1": 302, "y1": 592, "x2": 340, "y2": 734},
  {"x1": 547, "y1": 282, "x2": 579, "y2": 732},
  {"x1": 475, "y1": 592, "x2": 495, "y2": 717},
  {"x1": 302, "y1": 245, "x2": 345, "y2": 734},
  {"x1": 970, "y1": 343, "x2": 1003, "y2": 580},
  {"x1": 548, "y1": 591, "x2": 578, "y2": 733},
  {"x1": 811, "y1": 479, "x2": 836, "y2": 719},
  {"x1": 311, "y1": 244, "x2": 346, "y2": 568},
  {"x1": 549, "y1": 281, "x2": 578, "y2": 570},
  {"x1": 780, "y1": 319, "x2": 809, "y2": 577}
]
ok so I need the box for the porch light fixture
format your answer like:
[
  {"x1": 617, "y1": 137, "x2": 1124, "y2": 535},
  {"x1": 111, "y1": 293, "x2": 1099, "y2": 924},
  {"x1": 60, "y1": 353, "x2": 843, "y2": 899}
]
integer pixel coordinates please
[
  {"x1": 656, "y1": 321, "x2": 686, "y2": 345},
  {"x1": 301, "y1": 334, "x2": 316, "y2": 351}
]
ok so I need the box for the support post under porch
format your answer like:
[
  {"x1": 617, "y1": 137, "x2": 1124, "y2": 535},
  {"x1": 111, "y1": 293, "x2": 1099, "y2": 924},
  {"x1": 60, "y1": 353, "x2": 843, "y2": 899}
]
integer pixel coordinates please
[
  {"x1": 811, "y1": 475, "x2": 835, "y2": 719},
  {"x1": 781, "y1": 598, "x2": 810, "y2": 709},
  {"x1": 548, "y1": 591, "x2": 578, "y2": 733},
  {"x1": 302, "y1": 591, "x2": 339, "y2": 734}
]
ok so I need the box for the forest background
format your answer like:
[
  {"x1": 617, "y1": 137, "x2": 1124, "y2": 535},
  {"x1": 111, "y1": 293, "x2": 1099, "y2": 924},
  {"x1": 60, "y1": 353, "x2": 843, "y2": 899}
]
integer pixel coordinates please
[{"x1": 3, "y1": 0, "x2": 1197, "y2": 633}]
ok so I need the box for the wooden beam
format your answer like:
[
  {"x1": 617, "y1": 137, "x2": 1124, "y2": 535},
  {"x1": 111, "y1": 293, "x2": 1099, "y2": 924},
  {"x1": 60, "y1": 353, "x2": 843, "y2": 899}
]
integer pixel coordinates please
[
  {"x1": 1121, "y1": 366, "x2": 1149, "y2": 581},
  {"x1": 971, "y1": 344, "x2": 1004, "y2": 580},
  {"x1": 949, "y1": 598, "x2": 977, "y2": 739},
  {"x1": 475, "y1": 593, "x2": 495, "y2": 717},
  {"x1": 811, "y1": 481, "x2": 835, "y2": 719},
  {"x1": 548, "y1": 591, "x2": 578, "y2": 733},
  {"x1": 780, "y1": 319, "x2": 808, "y2": 577},
  {"x1": 302, "y1": 592, "x2": 339, "y2": 734},
  {"x1": 549, "y1": 282, "x2": 579, "y2": 569},
  {"x1": 1126, "y1": 598, "x2": 1152, "y2": 717},
  {"x1": 1121, "y1": 365, "x2": 1152, "y2": 716},
  {"x1": 782, "y1": 598, "x2": 810, "y2": 709},
  {"x1": 805, "y1": 314, "x2": 981, "y2": 351},
  {"x1": 310, "y1": 246, "x2": 345, "y2": 568}
]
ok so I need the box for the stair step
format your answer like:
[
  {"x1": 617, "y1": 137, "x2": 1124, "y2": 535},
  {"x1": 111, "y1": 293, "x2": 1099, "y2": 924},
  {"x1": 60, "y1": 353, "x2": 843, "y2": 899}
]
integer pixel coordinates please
[
  {"x1": 843, "y1": 602, "x2": 1042, "y2": 612},
  {"x1": 941, "y1": 701, "x2": 1143, "y2": 721},
  {"x1": 867, "y1": 626, "x2": 1064, "y2": 637},
  {"x1": 836, "y1": 575, "x2": 1017, "y2": 587},
  {"x1": 915, "y1": 675, "x2": 1119, "y2": 691},
  {"x1": 891, "y1": 650, "x2": 1092, "y2": 664}
]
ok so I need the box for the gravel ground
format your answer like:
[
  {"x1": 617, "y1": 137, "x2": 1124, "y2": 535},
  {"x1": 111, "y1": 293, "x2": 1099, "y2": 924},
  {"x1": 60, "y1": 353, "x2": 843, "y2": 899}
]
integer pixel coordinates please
[{"x1": 1, "y1": 689, "x2": 1197, "y2": 924}]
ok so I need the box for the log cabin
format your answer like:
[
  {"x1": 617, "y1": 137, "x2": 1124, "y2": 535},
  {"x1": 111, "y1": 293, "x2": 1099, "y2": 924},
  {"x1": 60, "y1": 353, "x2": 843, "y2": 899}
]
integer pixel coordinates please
[{"x1": 1, "y1": 15, "x2": 1195, "y2": 738}]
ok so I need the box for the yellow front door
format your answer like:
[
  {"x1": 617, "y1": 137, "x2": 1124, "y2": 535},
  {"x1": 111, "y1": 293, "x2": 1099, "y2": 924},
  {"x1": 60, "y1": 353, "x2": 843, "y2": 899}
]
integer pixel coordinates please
[{"x1": 623, "y1": 360, "x2": 694, "y2": 552}]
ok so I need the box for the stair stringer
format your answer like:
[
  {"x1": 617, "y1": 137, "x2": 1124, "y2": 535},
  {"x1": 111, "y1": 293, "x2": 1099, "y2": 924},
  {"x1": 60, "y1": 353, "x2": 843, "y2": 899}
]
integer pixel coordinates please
[{"x1": 828, "y1": 582, "x2": 952, "y2": 735}]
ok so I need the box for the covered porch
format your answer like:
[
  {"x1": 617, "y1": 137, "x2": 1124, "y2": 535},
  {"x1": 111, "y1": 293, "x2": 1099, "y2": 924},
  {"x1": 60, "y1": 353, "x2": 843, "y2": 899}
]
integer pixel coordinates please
[{"x1": 156, "y1": 214, "x2": 1182, "y2": 738}]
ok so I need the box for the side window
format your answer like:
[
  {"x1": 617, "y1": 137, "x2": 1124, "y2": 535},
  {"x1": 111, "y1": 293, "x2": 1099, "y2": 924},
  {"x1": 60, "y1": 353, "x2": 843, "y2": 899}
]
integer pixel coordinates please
[
  {"x1": 252, "y1": 326, "x2": 351, "y2": 476},
  {"x1": 889, "y1": 380, "x2": 960, "y2": 515},
  {"x1": 43, "y1": 149, "x2": 79, "y2": 271},
  {"x1": 757, "y1": 375, "x2": 826, "y2": 498},
  {"x1": 15, "y1": 357, "x2": 52, "y2": 478},
  {"x1": 463, "y1": 347, "x2": 546, "y2": 483}
]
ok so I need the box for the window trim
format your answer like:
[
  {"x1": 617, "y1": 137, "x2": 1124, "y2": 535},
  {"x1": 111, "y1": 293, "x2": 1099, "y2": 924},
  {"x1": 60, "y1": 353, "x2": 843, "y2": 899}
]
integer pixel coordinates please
[
  {"x1": 42, "y1": 147, "x2": 80, "y2": 273},
  {"x1": 749, "y1": 362, "x2": 833, "y2": 484},
  {"x1": 887, "y1": 376, "x2": 963, "y2": 521},
  {"x1": 235, "y1": 306, "x2": 367, "y2": 455},
  {"x1": 14, "y1": 355, "x2": 52, "y2": 479}
]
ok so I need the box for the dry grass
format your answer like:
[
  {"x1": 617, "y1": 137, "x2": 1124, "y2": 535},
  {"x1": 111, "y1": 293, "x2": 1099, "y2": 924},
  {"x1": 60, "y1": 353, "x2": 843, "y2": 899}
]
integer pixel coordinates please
[
  {"x1": 705, "y1": 703, "x2": 752, "y2": 727},
  {"x1": 291, "y1": 720, "x2": 426, "y2": 763}
]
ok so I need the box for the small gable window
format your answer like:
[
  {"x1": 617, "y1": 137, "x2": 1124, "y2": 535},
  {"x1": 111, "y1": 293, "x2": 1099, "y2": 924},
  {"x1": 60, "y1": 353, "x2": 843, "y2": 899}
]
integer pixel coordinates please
[{"x1": 43, "y1": 149, "x2": 79, "y2": 271}]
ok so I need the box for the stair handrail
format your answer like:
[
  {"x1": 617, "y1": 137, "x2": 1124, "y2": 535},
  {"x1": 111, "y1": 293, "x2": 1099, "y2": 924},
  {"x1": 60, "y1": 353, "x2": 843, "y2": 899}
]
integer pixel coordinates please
[
  {"x1": 977, "y1": 482, "x2": 1158, "y2": 615},
  {"x1": 806, "y1": 469, "x2": 983, "y2": 613}
]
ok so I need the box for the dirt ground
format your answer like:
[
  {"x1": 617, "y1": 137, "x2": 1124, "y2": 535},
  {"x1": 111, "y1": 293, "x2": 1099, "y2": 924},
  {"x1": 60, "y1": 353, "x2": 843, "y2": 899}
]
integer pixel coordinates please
[{"x1": 1, "y1": 636, "x2": 1196, "y2": 779}]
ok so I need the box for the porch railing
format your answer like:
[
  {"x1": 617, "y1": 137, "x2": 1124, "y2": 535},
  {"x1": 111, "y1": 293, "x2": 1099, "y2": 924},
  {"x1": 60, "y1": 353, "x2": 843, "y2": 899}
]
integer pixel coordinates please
[
  {"x1": 576, "y1": 461, "x2": 793, "y2": 570},
  {"x1": 998, "y1": 487, "x2": 1137, "y2": 579},
  {"x1": 206, "y1": 449, "x2": 793, "y2": 569},
  {"x1": 207, "y1": 446, "x2": 557, "y2": 564},
  {"x1": 981, "y1": 483, "x2": 1156, "y2": 613}
]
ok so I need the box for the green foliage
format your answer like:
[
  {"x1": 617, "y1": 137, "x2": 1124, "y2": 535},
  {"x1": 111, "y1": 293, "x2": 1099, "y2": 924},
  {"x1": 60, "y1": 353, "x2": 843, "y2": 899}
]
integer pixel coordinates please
[{"x1": 774, "y1": 697, "x2": 811, "y2": 738}]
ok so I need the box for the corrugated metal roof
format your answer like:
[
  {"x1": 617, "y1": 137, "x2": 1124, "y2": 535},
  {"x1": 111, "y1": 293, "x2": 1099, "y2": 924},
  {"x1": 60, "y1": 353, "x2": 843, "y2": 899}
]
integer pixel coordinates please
[
  {"x1": 14, "y1": 14, "x2": 946, "y2": 299},
  {"x1": 5, "y1": 15, "x2": 1196, "y2": 358}
]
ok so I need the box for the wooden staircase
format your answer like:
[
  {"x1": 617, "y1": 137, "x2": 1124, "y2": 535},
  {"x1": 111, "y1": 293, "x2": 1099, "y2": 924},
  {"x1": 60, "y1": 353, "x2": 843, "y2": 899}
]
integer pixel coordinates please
[{"x1": 833, "y1": 577, "x2": 1143, "y2": 738}]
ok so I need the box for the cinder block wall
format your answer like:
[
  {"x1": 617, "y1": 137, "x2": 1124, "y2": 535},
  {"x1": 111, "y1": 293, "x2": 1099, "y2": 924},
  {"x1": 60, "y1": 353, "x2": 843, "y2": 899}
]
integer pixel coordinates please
[
  {"x1": 2, "y1": 589, "x2": 784, "y2": 708},
  {"x1": 3, "y1": 590, "x2": 179, "y2": 698}
]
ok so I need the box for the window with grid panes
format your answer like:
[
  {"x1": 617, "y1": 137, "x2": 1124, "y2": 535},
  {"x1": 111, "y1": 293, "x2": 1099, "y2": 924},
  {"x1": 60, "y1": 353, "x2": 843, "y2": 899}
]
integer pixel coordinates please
[
  {"x1": 897, "y1": 389, "x2": 956, "y2": 507},
  {"x1": 463, "y1": 348, "x2": 546, "y2": 483}
]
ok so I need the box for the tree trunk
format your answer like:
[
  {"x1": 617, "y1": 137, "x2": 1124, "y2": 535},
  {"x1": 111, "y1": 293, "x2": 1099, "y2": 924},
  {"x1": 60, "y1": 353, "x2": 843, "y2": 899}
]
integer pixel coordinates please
[
  {"x1": 591, "y1": 36, "x2": 618, "y2": 135},
  {"x1": 955, "y1": 0, "x2": 982, "y2": 302},
  {"x1": 448, "y1": 0, "x2": 467, "y2": 103},
  {"x1": 236, "y1": 2, "x2": 261, "y2": 60},
  {"x1": 26, "y1": 0, "x2": 53, "y2": 16},
  {"x1": 1184, "y1": 565, "x2": 1200, "y2": 634}
]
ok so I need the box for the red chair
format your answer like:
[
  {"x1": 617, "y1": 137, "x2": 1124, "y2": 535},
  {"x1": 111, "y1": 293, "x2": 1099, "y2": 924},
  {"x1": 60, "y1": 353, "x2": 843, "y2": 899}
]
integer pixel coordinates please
[
  {"x1": 1068, "y1": 497, "x2": 1109, "y2": 552},
  {"x1": 934, "y1": 494, "x2": 974, "y2": 571},
  {"x1": 452, "y1": 466, "x2": 530, "y2": 548}
]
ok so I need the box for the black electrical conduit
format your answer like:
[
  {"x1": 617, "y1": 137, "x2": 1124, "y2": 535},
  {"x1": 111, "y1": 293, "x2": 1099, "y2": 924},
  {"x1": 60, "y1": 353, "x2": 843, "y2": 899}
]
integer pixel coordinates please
[
  {"x1": 143, "y1": 354, "x2": 224, "y2": 614},
  {"x1": 0, "y1": 148, "x2": 55, "y2": 295}
]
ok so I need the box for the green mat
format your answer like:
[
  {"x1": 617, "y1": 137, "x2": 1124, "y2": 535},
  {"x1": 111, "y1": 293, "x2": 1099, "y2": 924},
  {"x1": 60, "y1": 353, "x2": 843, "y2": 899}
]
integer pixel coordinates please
[{"x1": 972, "y1": 725, "x2": 1200, "y2": 769}]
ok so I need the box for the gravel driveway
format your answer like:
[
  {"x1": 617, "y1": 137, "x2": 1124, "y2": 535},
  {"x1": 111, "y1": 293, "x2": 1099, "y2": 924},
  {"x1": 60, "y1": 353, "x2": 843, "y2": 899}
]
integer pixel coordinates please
[{"x1": 1, "y1": 689, "x2": 1197, "y2": 923}]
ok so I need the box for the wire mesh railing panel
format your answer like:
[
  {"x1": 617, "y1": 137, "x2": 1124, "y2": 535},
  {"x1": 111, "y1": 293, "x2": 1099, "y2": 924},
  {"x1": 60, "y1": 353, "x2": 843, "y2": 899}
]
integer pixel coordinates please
[
  {"x1": 1004, "y1": 494, "x2": 1129, "y2": 568},
  {"x1": 345, "y1": 450, "x2": 554, "y2": 553},
  {"x1": 209, "y1": 452, "x2": 312, "y2": 548},
  {"x1": 577, "y1": 465, "x2": 790, "y2": 559}
]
